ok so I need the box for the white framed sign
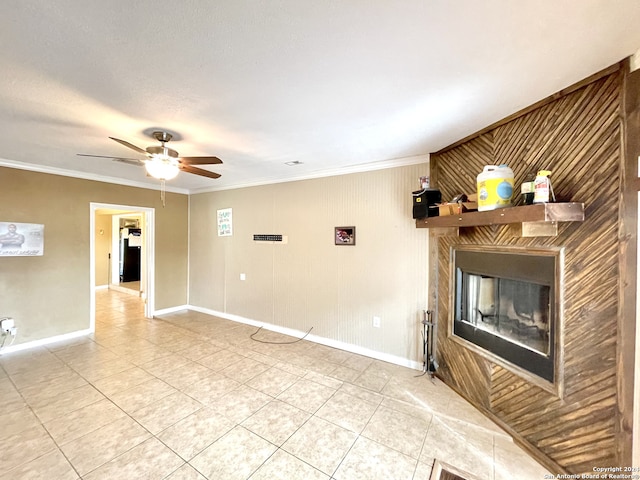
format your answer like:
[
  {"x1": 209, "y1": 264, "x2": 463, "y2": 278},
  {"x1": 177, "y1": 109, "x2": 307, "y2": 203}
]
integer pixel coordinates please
[
  {"x1": 217, "y1": 208, "x2": 233, "y2": 237},
  {"x1": 0, "y1": 222, "x2": 44, "y2": 256}
]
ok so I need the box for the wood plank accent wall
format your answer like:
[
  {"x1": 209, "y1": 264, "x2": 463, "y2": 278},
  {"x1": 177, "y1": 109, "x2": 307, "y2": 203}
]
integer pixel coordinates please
[
  {"x1": 620, "y1": 62, "x2": 640, "y2": 467},
  {"x1": 429, "y1": 63, "x2": 632, "y2": 474}
]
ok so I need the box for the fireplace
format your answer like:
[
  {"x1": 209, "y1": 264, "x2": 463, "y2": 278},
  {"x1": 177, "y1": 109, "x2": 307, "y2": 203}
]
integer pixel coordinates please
[{"x1": 451, "y1": 246, "x2": 561, "y2": 384}]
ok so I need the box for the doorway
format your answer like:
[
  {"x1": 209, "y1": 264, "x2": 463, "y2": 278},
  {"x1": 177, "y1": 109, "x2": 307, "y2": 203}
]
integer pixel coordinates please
[
  {"x1": 110, "y1": 213, "x2": 144, "y2": 295},
  {"x1": 90, "y1": 203, "x2": 155, "y2": 331}
]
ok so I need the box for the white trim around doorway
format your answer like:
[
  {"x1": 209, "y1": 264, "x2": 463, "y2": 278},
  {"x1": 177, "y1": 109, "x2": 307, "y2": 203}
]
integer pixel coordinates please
[{"x1": 89, "y1": 203, "x2": 156, "y2": 332}]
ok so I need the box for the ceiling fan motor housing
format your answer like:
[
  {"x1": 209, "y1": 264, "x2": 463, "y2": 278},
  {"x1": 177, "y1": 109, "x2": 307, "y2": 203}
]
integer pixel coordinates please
[
  {"x1": 146, "y1": 145, "x2": 179, "y2": 158},
  {"x1": 80, "y1": 130, "x2": 223, "y2": 180},
  {"x1": 152, "y1": 131, "x2": 173, "y2": 143}
]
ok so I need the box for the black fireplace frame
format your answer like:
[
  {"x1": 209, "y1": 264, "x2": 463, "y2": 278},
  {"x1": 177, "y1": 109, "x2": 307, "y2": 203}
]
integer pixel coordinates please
[{"x1": 450, "y1": 245, "x2": 563, "y2": 388}]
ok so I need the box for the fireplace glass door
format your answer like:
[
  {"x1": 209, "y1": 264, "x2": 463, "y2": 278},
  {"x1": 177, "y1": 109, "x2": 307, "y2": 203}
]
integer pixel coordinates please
[
  {"x1": 457, "y1": 274, "x2": 550, "y2": 354},
  {"x1": 453, "y1": 248, "x2": 558, "y2": 383}
]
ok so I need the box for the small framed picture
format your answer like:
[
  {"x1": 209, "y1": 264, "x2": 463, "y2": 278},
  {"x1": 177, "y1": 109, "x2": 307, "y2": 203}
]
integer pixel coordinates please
[{"x1": 335, "y1": 226, "x2": 355, "y2": 246}]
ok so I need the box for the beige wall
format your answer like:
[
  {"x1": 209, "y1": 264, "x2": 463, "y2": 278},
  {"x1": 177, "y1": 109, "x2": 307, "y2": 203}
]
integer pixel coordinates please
[
  {"x1": 189, "y1": 163, "x2": 430, "y2": 363},
  {"x1": 0, "y1": 167, "x2": 189, "y2": 346}
]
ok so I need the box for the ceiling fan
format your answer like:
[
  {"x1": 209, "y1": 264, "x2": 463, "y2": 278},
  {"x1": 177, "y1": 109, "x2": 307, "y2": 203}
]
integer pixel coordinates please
[{"x1": 78, "y1": 130, "x2": 222, "y2": 180}]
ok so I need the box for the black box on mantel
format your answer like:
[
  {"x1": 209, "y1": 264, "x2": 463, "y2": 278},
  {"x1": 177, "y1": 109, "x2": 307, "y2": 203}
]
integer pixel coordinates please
[{"x1": 412, "y1": 189, "x2": 441, "y2": 219}]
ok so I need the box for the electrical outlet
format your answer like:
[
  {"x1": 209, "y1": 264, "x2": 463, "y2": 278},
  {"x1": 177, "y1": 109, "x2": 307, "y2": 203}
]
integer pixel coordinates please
[
  {"x1": 372, "y1": 316, "x2": 381, "y2": 328},
  {"x1": 1, "y1": 318, "x2": 15, "y2": 333},
  {"x1": 240, "y1": 273, "x2": 246, "y2": 281}
]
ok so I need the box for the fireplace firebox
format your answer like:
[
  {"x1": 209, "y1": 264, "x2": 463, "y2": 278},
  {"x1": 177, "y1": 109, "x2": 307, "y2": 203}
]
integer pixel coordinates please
[{"x1": 452, "y1": 246, "x2": 561, "y2": 384}]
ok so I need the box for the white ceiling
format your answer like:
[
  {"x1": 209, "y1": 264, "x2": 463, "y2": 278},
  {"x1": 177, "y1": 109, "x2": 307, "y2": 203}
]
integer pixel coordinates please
[{"x1": 2, "y1": 1, "x2": 640, "y2": 194}]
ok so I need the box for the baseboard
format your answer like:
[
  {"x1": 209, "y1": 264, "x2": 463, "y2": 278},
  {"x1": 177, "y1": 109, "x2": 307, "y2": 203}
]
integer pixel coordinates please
[
  {"x1": 154, "y1": 305, "x2": 190, "y2": 316},
  {"x1": 0, "y1": 328, "x2": 93, "y2": 355},
  {"x1": 95, "y1": 284, "x2": 109, "y2": 290},
  {"x1": 186, "y1": 305, "x2": 423, "y2": 371},
  {"x1": 0, "y1": 304, "x2": 422, "y2": 371},
  {"x1": 108, "y1": 284, "x2": 141, "y2": 297}
]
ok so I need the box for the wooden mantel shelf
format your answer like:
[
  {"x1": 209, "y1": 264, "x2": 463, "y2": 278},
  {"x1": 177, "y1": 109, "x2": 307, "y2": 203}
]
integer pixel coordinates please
[{"x1": 416, "y1": 202, "x2": 585, "y2": 236}]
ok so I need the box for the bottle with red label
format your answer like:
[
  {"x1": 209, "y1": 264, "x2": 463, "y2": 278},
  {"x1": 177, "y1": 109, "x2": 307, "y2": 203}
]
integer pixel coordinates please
[{"x1": 533, "y1": 170, "x2": 554, "y2": 203}]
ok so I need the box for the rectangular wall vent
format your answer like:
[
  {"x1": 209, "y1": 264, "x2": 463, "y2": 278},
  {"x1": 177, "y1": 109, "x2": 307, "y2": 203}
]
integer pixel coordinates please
[{"x1": 253, "y1": 234, "x2": 284, "y2": 242}]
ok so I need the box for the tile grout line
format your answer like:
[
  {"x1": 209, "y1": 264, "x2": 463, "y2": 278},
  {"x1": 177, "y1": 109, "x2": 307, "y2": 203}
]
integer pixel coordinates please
[{"x1": 1, "y1": 290, "x2": 548, "y2": 479}]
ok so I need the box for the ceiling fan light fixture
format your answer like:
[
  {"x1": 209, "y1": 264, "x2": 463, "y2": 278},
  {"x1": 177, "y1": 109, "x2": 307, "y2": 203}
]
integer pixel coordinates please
[
  {"x1": 84, "y1": 132, "x2": 222, "y2": 183},
  {"x1": 145, "y1": 157, "x2": 180, "y2": 180}
]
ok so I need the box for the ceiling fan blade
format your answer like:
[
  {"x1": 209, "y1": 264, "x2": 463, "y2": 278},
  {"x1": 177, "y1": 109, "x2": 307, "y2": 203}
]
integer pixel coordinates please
[
  {"x1": 109, "y1": 137, "x2": 148, "y2": 155},
  {"x1": 77, "y1": 153, "x2": 145, "y2": 166},
  {"x1": 179, "y1": 156, "x2": 223, "y2": 165},
  {"x1": 179, "y1": 164, "x2": 221, "y2": 179},
  {"x1": 113, "y1": 158, "x2": 146, "y2": 167}
]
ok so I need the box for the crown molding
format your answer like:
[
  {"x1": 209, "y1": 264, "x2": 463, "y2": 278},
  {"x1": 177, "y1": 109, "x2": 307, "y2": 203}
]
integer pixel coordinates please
[
  {"x1": 0, "y1": 153, "x2": 429, "y2": 195},
  {"x1": 188, "y1": 153, "x2": 430, "y2": 194},
  {"x1": 0, "y1": 158, "x2": 189, "y2": 194}
]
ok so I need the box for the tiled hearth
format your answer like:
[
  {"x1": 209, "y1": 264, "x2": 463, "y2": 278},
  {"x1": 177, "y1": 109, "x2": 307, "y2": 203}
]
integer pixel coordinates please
[{"x1": 0, "y1": 289, "x2": 551, "y2": 479}]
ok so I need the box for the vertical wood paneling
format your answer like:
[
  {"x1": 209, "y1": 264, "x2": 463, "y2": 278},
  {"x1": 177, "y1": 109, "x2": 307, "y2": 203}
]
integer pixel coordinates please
[
  {"x1": 431, "y1": 70, "x2": 624, "y2": 474},
  {"x1": 619, "y1": 60, "x2": 640, "y2": 468}
]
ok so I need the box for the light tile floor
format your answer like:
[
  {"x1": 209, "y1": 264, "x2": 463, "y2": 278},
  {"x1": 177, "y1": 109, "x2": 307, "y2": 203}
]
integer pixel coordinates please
[{"x1": 0, "y1": 290, "x2": 552, "y2": 479}]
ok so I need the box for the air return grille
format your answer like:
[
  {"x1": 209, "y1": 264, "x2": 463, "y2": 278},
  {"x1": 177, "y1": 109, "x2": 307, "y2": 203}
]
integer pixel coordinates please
[{"x1": 253, "y1": 234, "x2": 284, "y2": 242}]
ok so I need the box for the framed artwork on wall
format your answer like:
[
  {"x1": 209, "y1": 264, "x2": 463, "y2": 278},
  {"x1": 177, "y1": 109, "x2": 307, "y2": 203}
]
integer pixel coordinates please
[
  {"x1": 0, "y1": 222, "x2": 44, "y2": 256},
  {"x1": 334, "y1": 226, "x2": 355, "y2": 246},
  {"x1": 217, "y1": 208, "x2": 233, "y2": 236}
]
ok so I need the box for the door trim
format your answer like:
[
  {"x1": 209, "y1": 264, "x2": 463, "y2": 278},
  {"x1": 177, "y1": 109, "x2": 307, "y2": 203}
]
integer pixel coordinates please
[{"x1": 90, "y1": 203, "x2": 156, "y2": 330}]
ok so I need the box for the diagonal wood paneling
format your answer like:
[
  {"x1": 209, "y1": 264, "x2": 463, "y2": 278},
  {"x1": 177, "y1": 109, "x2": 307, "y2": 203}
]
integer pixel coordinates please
[
  {"x1": 435, "y1": 132, "x2": 494, "y2": 203},
  {"x1": 431, "y1": 70, "x2": 623, "y2": 474}
]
